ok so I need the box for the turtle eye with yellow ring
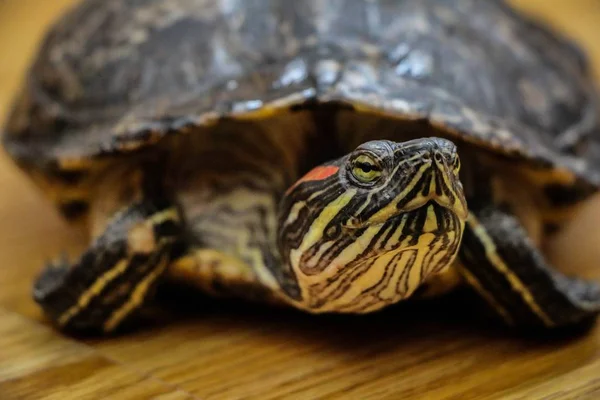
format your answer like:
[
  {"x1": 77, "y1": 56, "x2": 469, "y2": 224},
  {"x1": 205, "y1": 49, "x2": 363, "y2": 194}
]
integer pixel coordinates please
[{"x1": 350, "y1": 154, "x2": 383, "y2": 184}]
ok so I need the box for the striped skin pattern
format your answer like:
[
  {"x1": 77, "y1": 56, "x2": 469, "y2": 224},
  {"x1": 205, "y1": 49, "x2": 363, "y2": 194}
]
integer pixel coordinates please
[
  {"x1": 459, "y1": 206, "x2": 600, "y2": 328},
  {"x1": 33, "y1": 202, "x2": 181, "y2": 333},
  {"x1": 278, "y1": 138, "x2": 468, "y2": 313}
]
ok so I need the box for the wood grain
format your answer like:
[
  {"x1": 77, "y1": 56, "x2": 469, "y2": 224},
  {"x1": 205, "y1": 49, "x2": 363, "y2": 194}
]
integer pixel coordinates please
[{"x1": 1, "y1": 1, "x2": 600, "y2": 399}]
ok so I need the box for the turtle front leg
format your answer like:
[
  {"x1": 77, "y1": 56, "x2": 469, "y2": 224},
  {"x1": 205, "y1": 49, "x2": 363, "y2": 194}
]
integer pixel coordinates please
[
  {"x1": 458, "y1": 204, "x2": 600, "y2": 328},
  {"x1": 33, "y1": 200, "x2": 182, "y2": 333}
]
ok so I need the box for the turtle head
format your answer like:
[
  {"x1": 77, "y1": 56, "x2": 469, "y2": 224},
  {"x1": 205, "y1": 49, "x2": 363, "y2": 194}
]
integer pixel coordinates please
[{"x1": 278, "y1": 137, "x2": 468, "y2": 312}]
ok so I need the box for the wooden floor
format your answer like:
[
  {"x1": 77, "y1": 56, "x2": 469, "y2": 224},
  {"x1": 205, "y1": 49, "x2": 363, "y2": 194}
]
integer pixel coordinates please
[{"x1": 1, "y1": 1, "x2": 600, "y2": 399}]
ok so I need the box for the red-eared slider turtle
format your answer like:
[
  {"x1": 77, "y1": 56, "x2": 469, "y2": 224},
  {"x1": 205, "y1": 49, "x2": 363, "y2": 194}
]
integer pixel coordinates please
[{"x1": 3, "y1": 0, "x2": 600, "y2": 334}]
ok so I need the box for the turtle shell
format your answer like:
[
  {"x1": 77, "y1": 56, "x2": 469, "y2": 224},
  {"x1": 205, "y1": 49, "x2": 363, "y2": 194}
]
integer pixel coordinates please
[{"x1": 3, "y1": 0, "x2": 600, "y2": 215}]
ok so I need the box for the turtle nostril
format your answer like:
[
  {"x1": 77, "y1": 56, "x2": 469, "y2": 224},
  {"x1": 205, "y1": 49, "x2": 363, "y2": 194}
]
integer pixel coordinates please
[{"x1": 434, "y1": 152, "x2": 443, "y2": 163}]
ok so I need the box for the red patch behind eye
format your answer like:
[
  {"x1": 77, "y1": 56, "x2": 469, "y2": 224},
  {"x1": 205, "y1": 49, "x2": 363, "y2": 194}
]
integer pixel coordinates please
[{"x1": 286, "y1": 165, "x2": 339, "y2": 194}]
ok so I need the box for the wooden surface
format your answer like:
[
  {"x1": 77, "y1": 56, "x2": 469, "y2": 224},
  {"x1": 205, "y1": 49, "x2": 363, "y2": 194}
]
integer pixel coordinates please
[{"x1": 1, "y1": 1, "x2": 600, "y2": 399}]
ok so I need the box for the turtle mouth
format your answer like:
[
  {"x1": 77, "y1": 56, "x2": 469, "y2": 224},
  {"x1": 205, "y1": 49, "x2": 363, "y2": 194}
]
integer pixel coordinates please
[{"x1": 343, "y1": 197, "x2": 467, "y2": 231}]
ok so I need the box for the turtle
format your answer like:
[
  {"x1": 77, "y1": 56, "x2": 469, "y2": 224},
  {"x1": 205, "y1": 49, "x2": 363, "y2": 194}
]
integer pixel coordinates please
[{"x1": 3, "y1": 0, "x2": 600, "y2": 335}]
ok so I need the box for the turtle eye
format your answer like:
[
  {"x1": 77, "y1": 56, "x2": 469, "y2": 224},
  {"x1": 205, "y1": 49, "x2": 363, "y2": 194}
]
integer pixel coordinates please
[{"x1": 350, "y1": 154, "x2": 383, "y2": 184}]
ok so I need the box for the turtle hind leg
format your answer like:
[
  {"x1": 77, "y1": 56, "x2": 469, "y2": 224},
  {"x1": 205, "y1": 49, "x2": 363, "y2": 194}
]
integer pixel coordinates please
[
  {"x1": 33, "y1": 200, "x2": 182, "y2": 334},
  {"x1": 458, "y1": 204, "x2": 600, "y2": 329}
]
